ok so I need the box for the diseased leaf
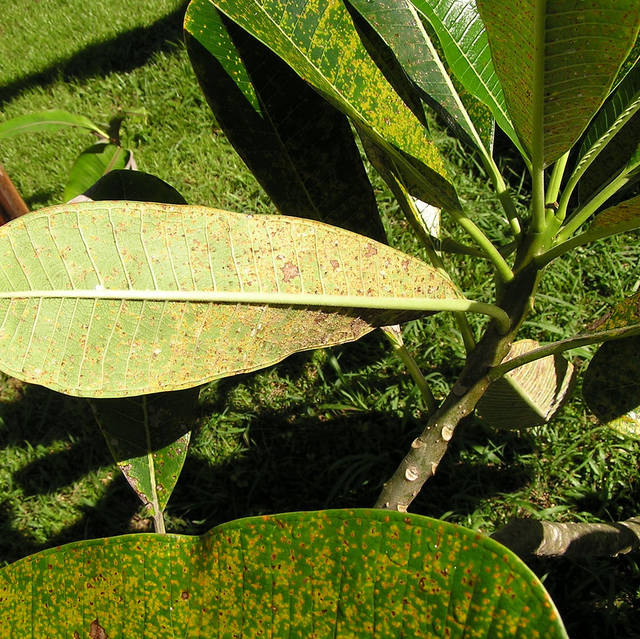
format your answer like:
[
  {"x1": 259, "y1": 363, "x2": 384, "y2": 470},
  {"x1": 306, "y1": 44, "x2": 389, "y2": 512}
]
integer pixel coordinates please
[
  {"x1": 477, "y1": 339, "x2": 575, "y2": 429},
  {"x1": 63, "y1": 143, "x2": 129, "y2": 202},
  {"x1": 92, "y1": 388, "x2": 198, "y2": 516},
  {"x1": 411, "y1": 0, "x2": 523, "y2": 158},
  {"x1": 0, "y1": 109, "x2": 108, "y2": 139},
  {"x1": 0, "y1": 201, "x2": 463, "y2": 397},
  {"x1": 197, "y1": 0, "x2": 459, "y2": 210},
  {"x1": 349, "y1": 0, "x2": 489, "y2": 154},
  {"x1": 572, "y1": 61, "x2": 640, "y2": 192},
  {"x1": 578, "y1": 110, "x2": 640, "y2": 206},
  {"x1": 477, "y1": 0, "x2": 640, "y2": 166},
  {"x1": 583, "y1": 336, "x2": 640, "y2": 433},
  {"x1": 0, "y1": 509, "x2": 568, "y2": 638},
  {"x1": 591, "y1": 194, "x2": 640, "y2": 231},
  {"x1": 185, "y1": 1, "x2": 385, "y2": 240}
]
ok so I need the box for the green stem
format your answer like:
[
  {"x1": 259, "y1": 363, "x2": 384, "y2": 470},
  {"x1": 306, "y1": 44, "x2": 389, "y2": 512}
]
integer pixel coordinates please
[
  {"x1": 0, "y1": 287, "x2": 511, "y2": 334},
  {"x1": 361, "y1": 173, "x2": 478, "y2": 351},
  {"x1": 531, "y1": 164, "x2": 547, "y2": 235},
  {"x1": 449, "y1": 209, "x2": 514, "y2": 282},
  {"x1": 381, "y1": 325, "x2": 437, "y2": 414},
  {"x1": 546, "y1": 151, "x2": 569, "y2": 207},
  {"x1": 538, "y1": 218, "x2": 640, "y2": 266},
  {"x1": 489, "y1": 324, "x2": 640, "y2": 380},
  {"x1": 557, "y1": 173, "x2": 632, "y2": 241},
  {"x1": 486, "y1": 155, "x2": 522, "y2": 236}
]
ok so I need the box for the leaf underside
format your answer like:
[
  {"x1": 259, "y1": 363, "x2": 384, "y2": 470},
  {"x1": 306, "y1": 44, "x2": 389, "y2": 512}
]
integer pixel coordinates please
[
  {"x1": 477, "y1": 0, "x2": 640, "y2": 166},
  {"x1": 0, "y1": 202, "x2": 459, "y2": 397},
  {"x1": 583, "y1": 335, "x2": 640, "y2": 423},
  {"x1": 92, "y1": 388, "x2": 199, "y2": 513},
  {"x1": 478, "y1": 339, "x2": 575, "y2": 429},
  {"x1": 0, "y1": 509, "x2": 568, "y2": 638}
]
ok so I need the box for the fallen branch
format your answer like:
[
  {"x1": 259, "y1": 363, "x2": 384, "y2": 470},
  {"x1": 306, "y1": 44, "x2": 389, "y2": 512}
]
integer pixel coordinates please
[{"x1": 491, "y1": 517, "x2": 640, "y2": 557}]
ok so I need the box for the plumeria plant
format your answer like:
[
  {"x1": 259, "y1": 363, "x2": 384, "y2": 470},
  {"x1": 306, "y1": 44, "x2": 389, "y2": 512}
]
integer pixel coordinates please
[{"x1": 1, "y1": 0, "x2": 639, "y2": 636}]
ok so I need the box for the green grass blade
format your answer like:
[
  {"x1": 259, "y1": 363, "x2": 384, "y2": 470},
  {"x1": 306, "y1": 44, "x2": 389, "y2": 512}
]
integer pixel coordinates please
[
  {"x1": 203, "y1": 0, "x2": 459, "y2": 210},
  {"x1": 0, "y1": 201, "x2": 469, "y2": 397},
  {"x1": 477, "y1": 0, "x2": 640, "y2": 166},
  {"x1": 0, "y1": 109, "x2": 108, "y2": 139},
  {"x1": 92, "y1": 388, "x2": 198, "y2": 531},
  {"x1": 185, "y1": 0, "x2": 385, "y2": 240},
  {"x1": 411, "y1": 0, "x2": 525, "y2": 159},
  {"x1": 0, "y1": 509, "x2": 568, "y2": 638}
]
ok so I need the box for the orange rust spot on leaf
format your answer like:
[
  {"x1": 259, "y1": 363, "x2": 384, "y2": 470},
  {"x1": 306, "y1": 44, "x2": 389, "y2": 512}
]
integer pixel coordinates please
[
  {"x1": 280, "y1": 261, "x2": 299, "y2": 282},
  {"x1": 90, "y1": 618, "x2": 108, "y2": 639}
]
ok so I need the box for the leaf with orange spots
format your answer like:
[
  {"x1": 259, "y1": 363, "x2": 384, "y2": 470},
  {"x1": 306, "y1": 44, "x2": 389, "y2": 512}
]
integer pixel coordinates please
[
  {"x1": 184, "y1": 0, "x2": 386, "y2": 242},
  {"x1": 190, "y1": 0, "x2": 459, "y2": 210},
  {"x1": 0, "y1": 509, "x2": 568, "y2": 638},
  {"x1": 0, "y1": 201, "x2": 464, "y2": 398}
]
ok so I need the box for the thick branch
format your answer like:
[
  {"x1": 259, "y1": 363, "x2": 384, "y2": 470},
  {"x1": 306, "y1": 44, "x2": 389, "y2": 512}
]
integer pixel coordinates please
[{"x1": 491, "y1": 517, "x2": 640, "y2": 558}]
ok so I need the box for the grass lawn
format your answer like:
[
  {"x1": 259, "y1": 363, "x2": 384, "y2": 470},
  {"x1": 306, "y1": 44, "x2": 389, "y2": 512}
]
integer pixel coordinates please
[{"x1": 1, "y1": 1, "x2": 639, "y2": 636}]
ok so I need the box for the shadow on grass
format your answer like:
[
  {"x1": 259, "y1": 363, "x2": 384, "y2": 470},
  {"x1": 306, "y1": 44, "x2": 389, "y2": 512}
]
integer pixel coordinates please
[
  {"x1": 0, "y1": 2, "x2": 189, "y2": 107},
  {"x1": 1, "y1": 340, "x2": 639, "y2": 637}
]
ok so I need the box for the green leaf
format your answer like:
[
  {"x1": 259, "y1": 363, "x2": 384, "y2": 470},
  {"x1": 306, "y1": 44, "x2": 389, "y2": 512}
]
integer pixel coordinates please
[
  {"x1": 202, "y1": 0, "x2": 459, "y2": 210},
  {"x1": 0, "y1": 509, "x2": 568, "y2": 638},
  {"x1": 476, "y1": 0, "x2": 640, "y2": 166},
  {"x1": 349, "y1": 0, "x2": 489, "y2": 154},
  {"x1": 411, "y1": 0, "x2": 524, "y2": 159},
  {"x1": 81, "y1": 169, "x2": 187, "y2": 205},
  {"x1": 0, "y1": 109, "x2": 108, "y2": 139},
  {"x1": 583, "y1": 335, "x2": 640, "y2": 431},
  {"x1": 572, "y1": 61, "x2": 640, "y2": 193},
  {"x1": 63, "y1": 143, "x2": 130, "y2": 201},
  {"x1": 92, "y1": 388, "x2": 198, "y2": 525},
  {"x1": 477, "y1": 339, "x2": 575, "y2": 429},
  {"x1": 185, "y1": 1, "x2": 385, "y2": 241},
  {"x1": 0, "y1": 201, "x2": 473, "y2": 398}
]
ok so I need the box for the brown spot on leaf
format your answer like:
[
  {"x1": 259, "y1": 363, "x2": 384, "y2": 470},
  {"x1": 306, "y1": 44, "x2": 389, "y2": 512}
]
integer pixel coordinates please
[
  {"x1": 330, "y1": 259, "x2": 339, "y2": 270},
  {"x1": 73, "y1": 633, "x2": 80, "y2": 639},
  {"x1": 280, "y1": 261, "x2": 299, "y2": 282},
  {"x1": 90, "y1": 618, "x2": 108, "y2": 639},
  {"x1": 181, "y1": 590, "x2": 190, "y2": 600},
  {"x1": 364, "y1": 244, "x2": 378, "y2": 257}
]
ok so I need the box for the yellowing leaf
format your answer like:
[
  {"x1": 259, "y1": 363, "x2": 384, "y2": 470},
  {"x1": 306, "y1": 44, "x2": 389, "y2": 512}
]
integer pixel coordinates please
[{"x1": 0, "y1": 201, "x2": 462, "y2": 397}]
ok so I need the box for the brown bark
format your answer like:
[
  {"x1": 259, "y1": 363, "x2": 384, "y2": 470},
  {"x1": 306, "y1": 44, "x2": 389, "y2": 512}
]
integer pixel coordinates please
[
  {"x1": 491, "y1": 517, "x2": 640, "y2": 558},
  {"x1": 0, "y1": 163, "x2": 29, "y2": 223}
]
